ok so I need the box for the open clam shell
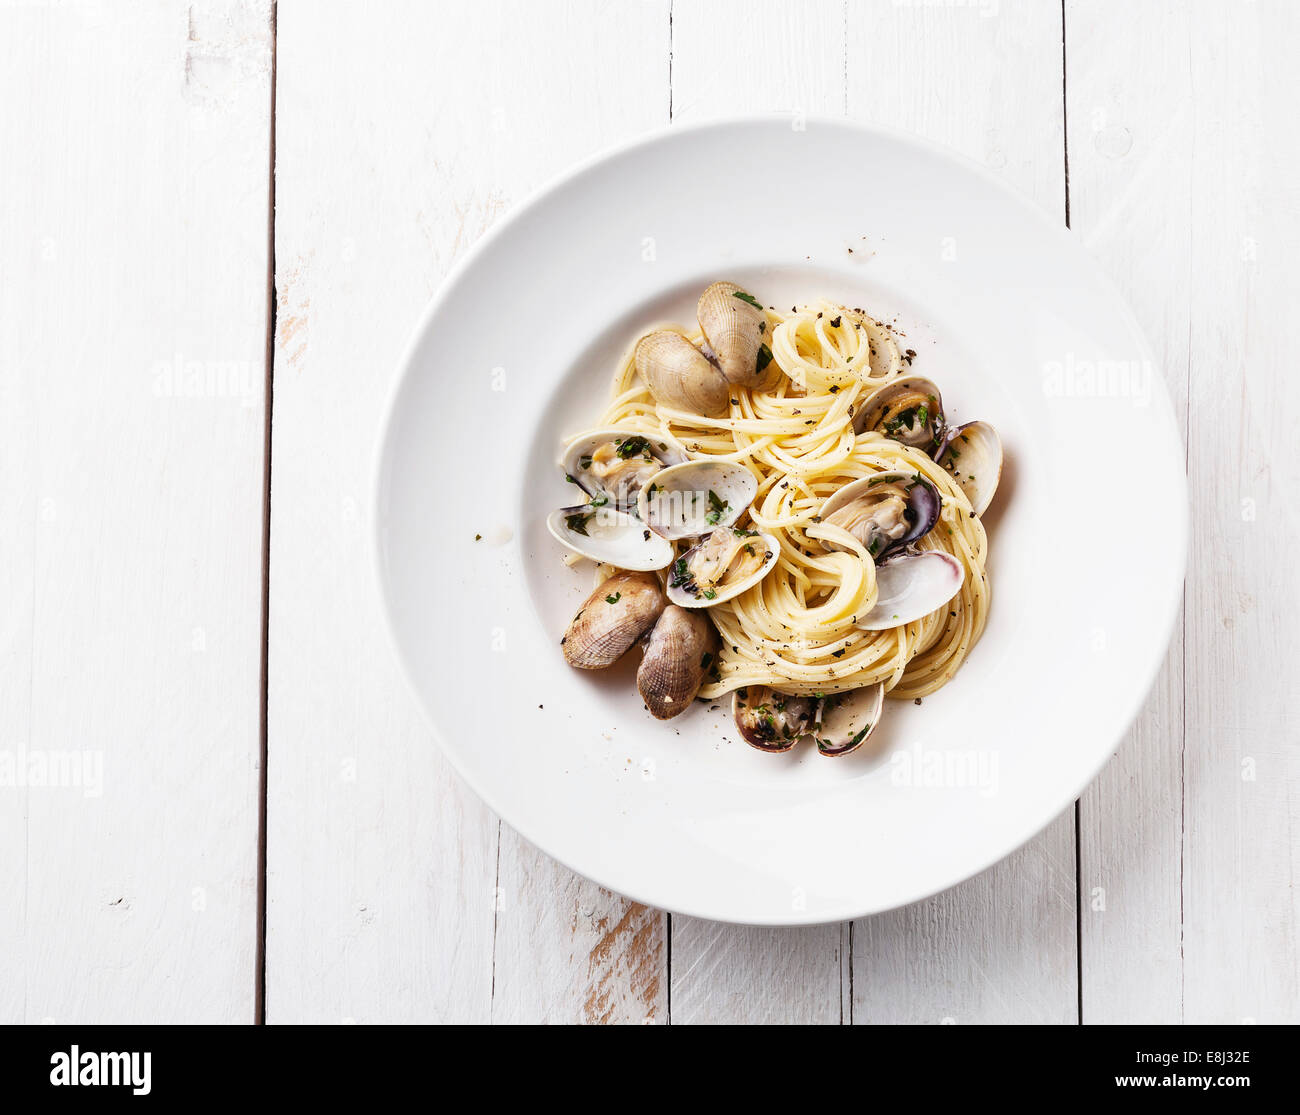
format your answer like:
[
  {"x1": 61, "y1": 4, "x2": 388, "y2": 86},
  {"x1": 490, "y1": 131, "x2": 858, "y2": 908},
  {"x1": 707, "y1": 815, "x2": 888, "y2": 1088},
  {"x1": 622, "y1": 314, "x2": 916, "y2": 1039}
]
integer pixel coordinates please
[
  {"x1": 732, "y1": 686, "x2": 818, "y2": 753},
  {"x1": 853, "y1": 376, "x2": 946, "y2": 456},
  {"x1": 818, "y1": 471, "x2": 941, "y2": 563},
  {"x1": 638, "y1": 459, "x2": 758, "y2": 541},
  {"x1": 855, "y1": 551, "x2": 964, "y2": 631},
  {"x1": 666, "y1": 525, "x2": 780, "y2": 608},
  {"x1": 813, "y1": 684, "x2": 885, "y2": 757},
  {"x1": 937, "y1": 420, "x2": 1002, "y2": 516},
  {"x1": 561, "y1": 428, "x2": 687, "y2": 513},
  {"x1": 733, "y1": 682, "x2": 886, "y2": 757},
  {"x1": 546, "y1": 504, "x2": 674, "y2": 571}
]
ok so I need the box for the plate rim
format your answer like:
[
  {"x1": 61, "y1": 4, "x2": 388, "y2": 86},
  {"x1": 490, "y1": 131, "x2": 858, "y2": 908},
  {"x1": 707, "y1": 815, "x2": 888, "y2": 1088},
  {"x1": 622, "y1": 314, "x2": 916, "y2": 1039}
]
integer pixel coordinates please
[{"x1": 371, "y1": 114, "x2": 1189, "y2": 926}]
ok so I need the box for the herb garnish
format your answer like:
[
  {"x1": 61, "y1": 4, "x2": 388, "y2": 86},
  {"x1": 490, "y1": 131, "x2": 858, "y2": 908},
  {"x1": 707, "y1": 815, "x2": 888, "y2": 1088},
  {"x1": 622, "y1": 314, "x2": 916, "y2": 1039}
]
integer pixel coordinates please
[
  {"x1": 733, "y1": 290, "x2": 763, "y2": 309},
  {"x1": 615, "y1": 436, "x2": 650, "y2": 459}
]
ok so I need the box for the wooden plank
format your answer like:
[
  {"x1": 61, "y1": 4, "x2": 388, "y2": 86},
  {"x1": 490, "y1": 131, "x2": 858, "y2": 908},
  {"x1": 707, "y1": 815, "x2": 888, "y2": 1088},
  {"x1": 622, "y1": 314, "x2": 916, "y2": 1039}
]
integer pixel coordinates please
[
  {"x1": 268, "y1": 0, "x2": 670, "y2": 1023},
  {"x1": 1179, "y1": 0, "x2": 1300, "y2": 1027},
  {"x1": 1066, "y1": 0, "x2": 1189, "y2": 1024},
  {"x1": 846, "y1": 0, "x2": 1079, "y2": 1024},
  {"x1": 667, "y1": 0, "x2": 849, "y2": 1024},
  {"x1": 492, "y1": 833, "x2": 667, "y2": 1024},
  {"x1": 0, "y1": 0, "x2": 272, "y2": 1022}
]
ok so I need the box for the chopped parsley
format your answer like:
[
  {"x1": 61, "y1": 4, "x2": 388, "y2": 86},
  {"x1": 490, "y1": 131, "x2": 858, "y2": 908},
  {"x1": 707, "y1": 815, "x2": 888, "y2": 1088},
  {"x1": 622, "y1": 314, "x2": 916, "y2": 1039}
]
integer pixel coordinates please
[
  {"x1": 565, "y1": 512, "x2": 593, "y2": 536},
  {"x1": 732, "y1": 290, "x2": 763, "y2": 309},
  {"x1": 755, "y1": 343, "x2": 774, "y2": 373},
  {"x1": 705, "y1": 489, "x2": 729, "y2": 525}
]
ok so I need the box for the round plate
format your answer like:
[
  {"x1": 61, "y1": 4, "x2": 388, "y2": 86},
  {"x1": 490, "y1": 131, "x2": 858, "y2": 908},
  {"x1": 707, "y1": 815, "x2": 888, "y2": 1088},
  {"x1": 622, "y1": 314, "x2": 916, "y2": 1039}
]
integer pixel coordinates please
[{"x1": 374, "y1": 117, "x2": 1186, "y2": 925}]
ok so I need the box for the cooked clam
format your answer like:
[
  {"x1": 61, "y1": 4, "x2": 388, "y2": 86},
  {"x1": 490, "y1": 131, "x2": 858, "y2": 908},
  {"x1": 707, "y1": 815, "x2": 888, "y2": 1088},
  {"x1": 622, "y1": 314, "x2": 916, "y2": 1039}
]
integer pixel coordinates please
[
  {"x1": 638, "y1": 459, "x2": 758, "y2": 541},
  {"x1": 546, "y1": 504, "x2": 674, "y2": 571},
  {"x1": 818, "y1": 471, "x2": 941, "y2": 563},
  {"x1": 665, "y1": 525, "x2": 780, "y2": 608},
  {"x1": 853, "y1": 376, "x2": 946, "y2": 455},
  {"x1": 561, "y1": 571, "x2": 667, "y2": 669},
  {"x1": 733, "y1": 682, "x2": 886, "y2": 756},
  {"x1": 637, "y1": 605, "x2": 718, "y2": 720},
  {"x1": 855, "y1": 551, "x2": 964, "y2": 631},
  {"x1": 937, "y1": 420, "x2": 1002, "y2": 516},
  {"x1": 634, "y1": 331, "x2": 731, "y2": 418},
  {"x1": 562, "y1": 428, "x2": 687, "y2": 512},
  {"x1": 696, "y1": 281, "x2": 782, "y2": 392},
  {"x1": 732, "y1": 686, "x2": 819, "y2": 752},
  {"x1": 813, "y1": 684, "x2": 885, "y2": 757}
]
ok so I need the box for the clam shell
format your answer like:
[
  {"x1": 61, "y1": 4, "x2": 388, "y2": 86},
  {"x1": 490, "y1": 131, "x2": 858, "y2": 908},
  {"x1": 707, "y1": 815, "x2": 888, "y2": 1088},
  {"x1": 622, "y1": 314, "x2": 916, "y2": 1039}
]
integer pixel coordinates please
[
  {"x1": 634, "y1": 331, "x2": 731, "y2": 417},
  {"x1": 732, "y1": 686, "x2": 818, "y2": 752},
  {"x1": 855, "y1": 551, "x2": 964, "y2": 631},
  {"x1": 638, "y1": 459, "x2": 758, "y2": 541},
  {"x1": 665, "y1": 526, "x2": 781, "y2": 608},
  {"x1": 561, "y1": 428, "x2": 687, "y2": 512},
  {"x1": 819, "y1": 471, "x2": 941, "y2": 563},
  {"x1": 546, "y1": 505, "x2": 674, "y2": 571},
  {"x1": 853, "y1": 376, "x2": 946, "y2": 456},
  {"x1": 561, "y1": 571, "x2": 667, "y2": 669},
  {"x1": 814, "y1": 684, "x2": 885, "y2": 757},
  {"x1": 636, "y1": 606, "x2": 718, "y2": 720},
  {"x1": 937, "y1": 420, "x2": 1002, "y2": 516},
  {"x1": 696, "y1": 281, "x2": 780, "y2": 391}
]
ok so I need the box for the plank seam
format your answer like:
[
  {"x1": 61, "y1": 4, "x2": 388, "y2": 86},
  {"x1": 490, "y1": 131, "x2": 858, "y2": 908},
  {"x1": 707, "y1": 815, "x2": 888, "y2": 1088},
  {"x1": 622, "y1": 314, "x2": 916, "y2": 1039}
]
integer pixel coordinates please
[{"x1": 255, "y1": 0, "x2": 279, "y2": 1028}]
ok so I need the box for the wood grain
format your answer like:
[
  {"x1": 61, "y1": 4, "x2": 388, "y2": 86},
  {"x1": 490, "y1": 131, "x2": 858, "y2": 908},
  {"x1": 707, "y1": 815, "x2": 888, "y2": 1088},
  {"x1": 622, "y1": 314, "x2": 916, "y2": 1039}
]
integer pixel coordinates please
[
  {"x1": 1066, "y1": 0, "x2": 1189, "y2": 1024},
  {"x1": 267, "y1": 0, "x2": 670, "y2": 1023},
  {"x1": 4, "y1": 0, "x2": 1295, "y2": 1025},
  {"x1": 668, "y1": 0, "x2": 849, "y2": 1023},
  {"x1": 844, "y1": 0, "x2": 1079, "y2": 1024},
  {"x1": 0, "y1": 0, "x2": 272, "y2": 1022}
]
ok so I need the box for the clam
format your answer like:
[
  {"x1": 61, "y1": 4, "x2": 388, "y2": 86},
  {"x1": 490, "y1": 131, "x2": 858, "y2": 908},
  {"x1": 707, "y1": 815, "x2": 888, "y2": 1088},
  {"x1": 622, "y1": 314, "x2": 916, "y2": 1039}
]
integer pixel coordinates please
[
  {"x1": 637, "y1": 605, "x2": 718, "y2": 720},
  {"x1": 634, "y1": 331, "x2": 731, "y2": 418},
  {"x1": 546, "y1": 504, "x2": 674, "y2": 571},
  {"x1": 937, "y1": 420, "x2": 1002, "y2": 516},
  {"x1": 856, "y1": 551, "x2": 964, "y2": 631},
  {"x1": 732, "y1": 686, "x2": 819, "y2": 752},
  {"x1": 637, "y1": 459, "x2": 758, "y2": 541},
  {"x1": 818, "y1": 471, "x2": 941, "y2": 563},
  {"x1": 562, "y1": 428, "x2": 687, "y2": 513},
  {"x1": 853, "y1": 376, "x2": 946, "y2": 455},
  {"x1": 733, "y1": 682, "x2": 886, "y2": 757},
  {"x1": 665, "y1": 525, "x2": 780, "y2": 608},
  {"x1": 696, "y1": 281, "x2": 782, "y2": 392},
  {"x1": 561, "y1": 571, "x2": 667, "y2": 669},
  {"x1": 812, "y1": 684, "x2": 885, "y2": 757}
]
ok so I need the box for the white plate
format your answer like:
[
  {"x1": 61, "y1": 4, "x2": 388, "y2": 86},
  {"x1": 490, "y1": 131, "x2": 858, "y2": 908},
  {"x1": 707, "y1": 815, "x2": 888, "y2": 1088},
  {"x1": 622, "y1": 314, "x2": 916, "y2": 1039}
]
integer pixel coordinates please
[{"x1": 374, "y1": 118, "x2": 1186, "y2": 925}]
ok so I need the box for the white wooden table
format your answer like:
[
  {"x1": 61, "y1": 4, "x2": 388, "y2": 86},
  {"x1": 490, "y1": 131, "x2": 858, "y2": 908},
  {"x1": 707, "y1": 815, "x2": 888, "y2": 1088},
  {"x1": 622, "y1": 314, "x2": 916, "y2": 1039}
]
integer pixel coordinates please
[{"x1": 3, "y1": 0, "x2": 1296, "y2": 1025}]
